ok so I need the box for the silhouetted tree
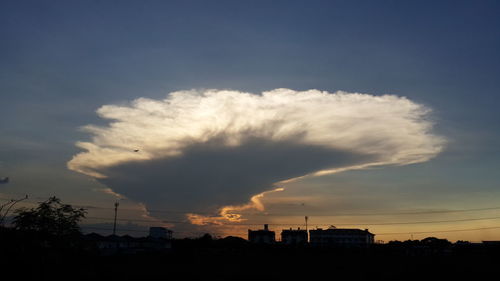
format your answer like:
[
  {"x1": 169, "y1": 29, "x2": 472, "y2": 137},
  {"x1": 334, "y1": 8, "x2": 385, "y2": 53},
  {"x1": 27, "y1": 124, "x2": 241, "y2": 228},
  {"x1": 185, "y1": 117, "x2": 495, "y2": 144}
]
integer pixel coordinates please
[
  {"x1": 421, "y1": 237, "x2": 451, "y2": 248},
  {"x1": 200, "y1": 233, "x2": 213, "y2": 241},
  {"x1": 12, "y1": 196, "x2": 86, "y2": 236}
]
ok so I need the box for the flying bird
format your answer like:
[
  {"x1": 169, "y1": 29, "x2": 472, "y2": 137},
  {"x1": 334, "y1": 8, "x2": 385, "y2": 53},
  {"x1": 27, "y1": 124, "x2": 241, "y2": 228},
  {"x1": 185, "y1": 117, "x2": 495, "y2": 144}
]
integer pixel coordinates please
[
  {"x1": 0, "y1": 177, "x2": 9, "y2": 184},
  {"x1": 134, "y1": 149, "x2": 140, "y2": 152}
]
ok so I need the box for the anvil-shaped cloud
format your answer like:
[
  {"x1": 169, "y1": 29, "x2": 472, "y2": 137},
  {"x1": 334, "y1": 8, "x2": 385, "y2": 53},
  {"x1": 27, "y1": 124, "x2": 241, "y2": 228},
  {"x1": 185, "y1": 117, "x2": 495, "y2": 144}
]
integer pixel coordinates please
[{"x1": 68, "y1": 89, "x2": 444, "y2": 222}]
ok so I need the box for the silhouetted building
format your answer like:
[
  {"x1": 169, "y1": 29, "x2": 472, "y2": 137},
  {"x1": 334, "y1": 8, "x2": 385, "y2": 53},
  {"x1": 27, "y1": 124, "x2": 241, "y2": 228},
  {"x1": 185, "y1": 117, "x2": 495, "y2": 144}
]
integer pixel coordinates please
[
  {"x1": 84, "y1": 232, "x2": 172, "y2": 255},
  {"x1": 309, "y1": 226, "x2": 374, "y2": 247},
  {"x1": 281, "y1": 228, "x2": 308, "y2": 245},
  {"x1": 149, "y1": 227, "x2": 173, "y2": 239},
  {"x1": 482, "y1": 241, "x2": 500, "y2": 246},
  {"x1": 248, "y1": 224, "x2": 275, "y2": 244}
]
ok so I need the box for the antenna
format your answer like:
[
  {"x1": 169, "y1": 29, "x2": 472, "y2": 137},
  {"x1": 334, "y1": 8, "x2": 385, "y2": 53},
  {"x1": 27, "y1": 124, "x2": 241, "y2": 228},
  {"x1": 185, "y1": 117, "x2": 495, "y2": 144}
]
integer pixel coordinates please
[{"x1": 113, "y1": 201, "x2": 119, "y2": 235}]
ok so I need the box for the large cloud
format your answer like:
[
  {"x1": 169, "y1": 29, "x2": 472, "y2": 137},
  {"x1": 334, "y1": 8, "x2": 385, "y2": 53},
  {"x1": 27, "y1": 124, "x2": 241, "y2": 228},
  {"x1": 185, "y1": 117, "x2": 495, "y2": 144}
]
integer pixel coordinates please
[{"x1": 67, "y1": 89, "x2": 445, "y2": 222}]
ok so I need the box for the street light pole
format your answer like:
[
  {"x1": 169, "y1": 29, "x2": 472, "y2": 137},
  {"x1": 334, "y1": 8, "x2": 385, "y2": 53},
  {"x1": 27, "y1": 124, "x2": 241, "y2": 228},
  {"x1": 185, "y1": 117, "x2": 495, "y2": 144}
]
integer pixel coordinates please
[{"x1": 112, "y1": 201, "x2": 119, "y2": 235}]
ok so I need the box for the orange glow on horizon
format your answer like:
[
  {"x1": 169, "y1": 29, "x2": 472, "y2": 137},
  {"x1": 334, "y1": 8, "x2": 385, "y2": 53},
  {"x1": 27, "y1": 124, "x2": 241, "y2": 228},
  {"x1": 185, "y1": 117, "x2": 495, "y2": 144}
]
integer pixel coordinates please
[{"x1": 186, "y1": 187, "x2": 285, "y2": 225}]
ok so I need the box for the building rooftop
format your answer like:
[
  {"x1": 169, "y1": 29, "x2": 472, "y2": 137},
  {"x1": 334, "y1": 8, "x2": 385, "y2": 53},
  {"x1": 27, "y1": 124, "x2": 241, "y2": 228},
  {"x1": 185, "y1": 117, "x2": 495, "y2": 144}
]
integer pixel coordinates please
[{"x1": 310, "y1": 228, "x2": 374, "y2": 235}]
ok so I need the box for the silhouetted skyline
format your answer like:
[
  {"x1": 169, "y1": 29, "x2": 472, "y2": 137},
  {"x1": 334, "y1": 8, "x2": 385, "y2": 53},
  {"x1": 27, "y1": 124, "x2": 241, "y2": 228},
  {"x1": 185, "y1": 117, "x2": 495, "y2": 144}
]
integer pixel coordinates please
[{"x1": 1, "y1": 0, "x2": 500, "y2": 242}]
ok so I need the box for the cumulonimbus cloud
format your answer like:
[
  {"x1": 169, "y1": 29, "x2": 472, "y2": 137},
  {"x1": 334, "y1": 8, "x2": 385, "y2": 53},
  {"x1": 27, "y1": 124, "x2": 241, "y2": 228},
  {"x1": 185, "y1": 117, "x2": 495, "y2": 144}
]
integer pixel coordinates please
[{"x1": 67, "y1": 89, "x2": 445, "y2": 223}]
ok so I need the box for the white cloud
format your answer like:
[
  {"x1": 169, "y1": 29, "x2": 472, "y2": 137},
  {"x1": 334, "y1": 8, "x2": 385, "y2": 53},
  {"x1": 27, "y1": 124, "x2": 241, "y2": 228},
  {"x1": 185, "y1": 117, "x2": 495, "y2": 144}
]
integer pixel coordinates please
[{"x1": 67, "y1": 88, "x2": 445, "y2": 221}]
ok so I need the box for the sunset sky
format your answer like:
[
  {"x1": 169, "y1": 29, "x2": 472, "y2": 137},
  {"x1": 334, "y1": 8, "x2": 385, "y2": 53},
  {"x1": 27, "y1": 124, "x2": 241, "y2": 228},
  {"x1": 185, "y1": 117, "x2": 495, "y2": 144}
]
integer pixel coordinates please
[{"x1": 1, "y1": 0, "x2": 500, "y2": 242}]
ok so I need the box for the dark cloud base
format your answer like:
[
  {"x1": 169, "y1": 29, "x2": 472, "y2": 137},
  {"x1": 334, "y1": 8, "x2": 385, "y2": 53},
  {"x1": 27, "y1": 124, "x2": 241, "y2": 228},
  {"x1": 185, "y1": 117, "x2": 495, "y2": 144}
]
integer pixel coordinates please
[{"x1": 99, "y1": 137, "x2": 376, "y2": 217}]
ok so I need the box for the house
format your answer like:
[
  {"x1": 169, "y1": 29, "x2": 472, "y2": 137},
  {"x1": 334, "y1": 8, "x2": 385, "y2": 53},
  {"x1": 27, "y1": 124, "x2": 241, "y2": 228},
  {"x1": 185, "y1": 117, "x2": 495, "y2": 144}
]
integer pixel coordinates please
[
  {"x1": 84, "y1": 230, "x2": 172, "y2": 255},
  {"x1": 281, "y1": 228, "x2": 308, "y2": 245},
  {"x1": 149, "y1": 226, "x2": 173, "y2": 239},
  {"x1": 309, "y1": 226, "x2": 374, "y2": 247},
  {"x1": 248, "y1": 224, "x2": 275, "y2": 244}
]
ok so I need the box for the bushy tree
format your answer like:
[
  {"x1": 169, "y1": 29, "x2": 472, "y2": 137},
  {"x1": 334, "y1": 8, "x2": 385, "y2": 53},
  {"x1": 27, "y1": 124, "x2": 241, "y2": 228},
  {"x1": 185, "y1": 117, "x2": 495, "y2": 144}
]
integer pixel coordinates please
[
  {"x1": 12, "y1": 196, "x2": 86, "y2": 236},
  {"x1": 421, "y1": 237, "x2": 452, "y2": 247}
]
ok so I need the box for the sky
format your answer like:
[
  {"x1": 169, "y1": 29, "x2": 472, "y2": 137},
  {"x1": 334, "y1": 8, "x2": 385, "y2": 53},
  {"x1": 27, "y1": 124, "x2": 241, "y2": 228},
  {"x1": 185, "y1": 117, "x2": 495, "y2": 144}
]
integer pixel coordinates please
[{"x1": 1, "y1": 0, "x2": 500, "y2": 242}]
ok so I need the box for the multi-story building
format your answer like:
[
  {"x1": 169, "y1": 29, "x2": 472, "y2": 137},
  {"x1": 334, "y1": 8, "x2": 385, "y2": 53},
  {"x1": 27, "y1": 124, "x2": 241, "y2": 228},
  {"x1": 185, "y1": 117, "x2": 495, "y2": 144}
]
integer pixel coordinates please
[
  {"x1": 85, "y1": 232, "x2": 172, "y2": 255},
  {"x1": 248, "y1": 224, "x2": 275, "y2": 244},
  {"x1": 149, "y1": 227, "x2": 173, "y2": 239},
  {"x1": 281, "y1": 228, "x2": 308, "y2": 245},
  {"x1": 309, "y1": 226, "x2": 374, "y2": 247}
]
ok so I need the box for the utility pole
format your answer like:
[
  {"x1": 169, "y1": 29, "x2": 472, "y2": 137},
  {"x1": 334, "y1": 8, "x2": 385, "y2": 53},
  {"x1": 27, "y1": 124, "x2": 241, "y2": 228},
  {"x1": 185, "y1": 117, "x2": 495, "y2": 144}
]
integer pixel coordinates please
[
  {"x1": 305, "y1": 216, "x2": 309, "y2": 242},
  {"x1": 113, "y1": 201, "x2": 119, "y2": 235}
]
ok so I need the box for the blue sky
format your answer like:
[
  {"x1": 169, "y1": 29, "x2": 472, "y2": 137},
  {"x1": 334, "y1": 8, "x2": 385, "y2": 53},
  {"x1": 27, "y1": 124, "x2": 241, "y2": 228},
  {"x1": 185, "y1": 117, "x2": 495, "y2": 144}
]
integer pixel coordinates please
[{"x1": 1, "y1": 0, "x2": 500, "y2": 241}]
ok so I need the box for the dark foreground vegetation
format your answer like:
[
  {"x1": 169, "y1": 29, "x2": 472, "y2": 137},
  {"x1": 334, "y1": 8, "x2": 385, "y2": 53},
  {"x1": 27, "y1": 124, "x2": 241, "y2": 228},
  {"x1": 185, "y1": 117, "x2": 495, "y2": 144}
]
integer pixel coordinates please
[
  {"x1": 2, "y1": 228, "x2": 500, "y2": 281},
  {"x1": 2, "y1": 197, "x2": 500, "y2": 280}
]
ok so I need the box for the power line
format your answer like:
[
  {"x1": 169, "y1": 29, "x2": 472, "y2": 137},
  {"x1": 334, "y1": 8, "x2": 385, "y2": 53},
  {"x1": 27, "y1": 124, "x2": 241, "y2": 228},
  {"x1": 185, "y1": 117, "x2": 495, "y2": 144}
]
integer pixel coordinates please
[
  {"x1": 3, "y1": 195, "x2": 500, "y2": 217},
  {"x1": 81, "y1": 226, "x2": 237, "y2": 236},
  {"x1": 5, "y1": 195, "x2": 500, "y2": 227},
  {"x1": 82, "y1": 215, "x2": 500, "y2": 227},
  {"x1": 82, "y1": 226, "x2": 148, "y2": 233},
  {"x1": 81, "y1": 224, "x2": 500, "y2": 237},
  {"x1": 377, "y1": 225, "x2": 500, "y2": 236},
  {"x1": 5, "y1": 194, "x2": 500, "y2": 238},
  {"x1": 0, "y1": 196, "x2": 201, "y2": 214},
  {"x1": 306, "y1": 216, "x2": 500, "y2": 226},
  {"x1": 85, "y1": 216, "x2": 186, "y2": 224},
  {"x1": 5, "y1": 194, "x2": 500, "y2": 230},
  {"x1": 77, "y1": 205, "x2": 500, "y2": 216}
]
